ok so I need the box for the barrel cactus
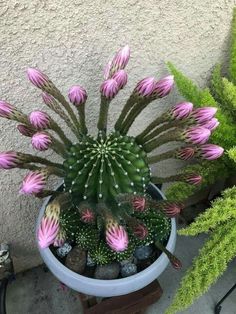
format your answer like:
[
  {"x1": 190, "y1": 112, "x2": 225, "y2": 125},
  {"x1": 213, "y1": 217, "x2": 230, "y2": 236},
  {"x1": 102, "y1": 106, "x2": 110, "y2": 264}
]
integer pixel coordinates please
[{"x1": 0, "y1": 45, "x2": 223, "y2": 267}]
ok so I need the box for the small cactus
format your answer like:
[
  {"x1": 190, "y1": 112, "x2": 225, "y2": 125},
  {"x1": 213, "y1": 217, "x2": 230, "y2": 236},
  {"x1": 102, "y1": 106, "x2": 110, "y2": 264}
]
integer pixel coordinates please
[{"x1": 89, "y1": 242, "x2": 114, "y2": 265}]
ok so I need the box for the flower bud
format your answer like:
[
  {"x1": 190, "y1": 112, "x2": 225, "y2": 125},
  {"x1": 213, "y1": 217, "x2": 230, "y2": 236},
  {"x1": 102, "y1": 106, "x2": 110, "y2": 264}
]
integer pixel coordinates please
[
  {"x1": 170, "y1": 102, "x2": 193, "y2": 120},
  {"x1": 29, "y1": 111, "x2": 51, "y2": 129},
  {"x1": 31, "y1": 132, "x2": 52, "y2": 151},
  {"x1": 100, "y1": 79, "x2": 119, "y2": 99},
  {"x1": 106, "y1": 221, "x2": 129, "y2": 252},
  {"x1": 132, "y1": 196, "x2": 146, "y2": 211},
  {"x1": 38, "y1": 216, "x2": 59, "y2": 249},
  {"x1": 17, "y1": 124, "x2": 35, "y2": 137},
  {"x1": 80, "y1": 208, "x2": 95, "y2": 223},
  {"x1": 111, "y1": 45, "x2": 130, "y2": 73},
  {"x1": 200, "y1": 117, "x2": 219, "y2": 131},
  {"x1": 103, "y1": 60, "x2": 112, "y2": 80},
  {"x1": 133, "y1": 224, "x2": 148, "y2": 240},
  {"x1": 42, "y1": 92, "x2": 54, "y2": 105},
  {"x1": 0, "y1": 151, "x2": 18, "y2": 169},
  {"x1": 27, "y1": 68, "x2": 50, "y2": 90},
  {"x1": 0, "y1": 101, "x2": 14, "y2": 118},
  {"x1": 198, "y1": 144, "x2": 224, "y2": 160},
  {"x1": 68, "y1": 85, "x2": 87, "y2": 106},
  {"x1": 184, "y1": 126, "x2": 211, "y2": 145},
  {"x1": 153, "y1": 75, "x2": 174, "y2": 98},
  {"x1": 176, "y1": 147, "x2": 196, "y2": 160},
  {"x1": 185, "y1": 173, "x2": 202, "y2": 185},
  {"x1": 170, "y1": 255, "x2": 182, "y2": 270},
  {"x1": 20, "y1": 170, "x2": 48, "y2": 195},
  {"x1": 112, "y1": 70, "x2": 128, "y2": 89},
  {"x1": 192, "y1": 107, "x2": 217, "y2": 123},
  {"x1": 135, "y1": 77, "x2": 155, "y2": 97},
  {"x1": 161, "y1": 202, "x2": 183, "y2": 217}
]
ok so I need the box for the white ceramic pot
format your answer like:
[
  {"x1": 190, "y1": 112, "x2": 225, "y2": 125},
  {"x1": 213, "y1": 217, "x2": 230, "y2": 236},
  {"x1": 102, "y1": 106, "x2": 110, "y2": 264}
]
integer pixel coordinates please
[{"x1": 36, "y1": 183, "x2": 176, "y2": 297}]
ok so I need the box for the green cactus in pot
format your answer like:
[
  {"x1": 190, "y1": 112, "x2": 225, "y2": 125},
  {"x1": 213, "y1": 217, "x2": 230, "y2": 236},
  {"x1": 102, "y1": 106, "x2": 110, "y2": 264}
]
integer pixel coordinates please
[{"x1": 0, "y1": 45, "x2": 223, "y2": 266}]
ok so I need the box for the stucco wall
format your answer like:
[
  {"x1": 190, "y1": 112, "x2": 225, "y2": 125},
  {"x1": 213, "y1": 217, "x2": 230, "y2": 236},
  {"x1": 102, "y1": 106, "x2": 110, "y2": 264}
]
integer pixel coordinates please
[{"x1": 0, "y1": 0, "x2": 235, "y2": 273}]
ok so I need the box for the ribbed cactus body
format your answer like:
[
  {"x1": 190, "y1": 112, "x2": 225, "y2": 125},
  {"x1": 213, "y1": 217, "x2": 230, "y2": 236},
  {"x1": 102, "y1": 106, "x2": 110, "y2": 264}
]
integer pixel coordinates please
[
  {"x1": 135, "y1": 210, "x2": 171, "y2": 243},
  {"x1": 64, "y1": 132, "x2": 150, "y2": 204},
  {"x1": 59, "y1": 208, "x2": 81, "y2": 239},
  {"x1": 89, "y1": 242, "x2": 114, "y2": 265},
  {"x1": 76, "y1": 225, "x2": 100, "y2": 249}
]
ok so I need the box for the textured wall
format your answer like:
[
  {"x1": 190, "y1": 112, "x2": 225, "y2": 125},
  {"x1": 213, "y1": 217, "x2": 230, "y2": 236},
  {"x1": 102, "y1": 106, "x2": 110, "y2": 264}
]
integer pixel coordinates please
[{"x1": 0, "y1": 0, "x2": 235, "y2": 273}]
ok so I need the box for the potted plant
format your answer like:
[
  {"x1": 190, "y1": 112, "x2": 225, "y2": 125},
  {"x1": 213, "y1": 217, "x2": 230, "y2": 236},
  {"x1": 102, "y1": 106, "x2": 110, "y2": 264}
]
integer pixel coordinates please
[{"x1": 0, "y1": 46, "x2": 223, "y2": 297}]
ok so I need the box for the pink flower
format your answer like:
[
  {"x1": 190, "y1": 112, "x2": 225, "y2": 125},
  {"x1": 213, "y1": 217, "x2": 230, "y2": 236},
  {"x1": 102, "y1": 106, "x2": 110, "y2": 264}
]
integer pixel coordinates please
[
  {"x1": 42, "y1": 92, "x2": 54, "y2": 105},
  {"x1": 0, "y1": 101, "x2": 14, "y2": 118},
  {"x1": 135, "y1": 77, "x2": 155, "y2": 97},
  {"x1": 100, "y1": 79, "x2": 119, "y2": 99},
  {"x1": 31, "y1": 132, "x2": 52, "y2": 151},
  {"x1": 200, "y1": 117, "x2": 219, "y2": 131},
  {"x1": 112, "y1": 70, "x2": 128, "y2": 89},
  {"x1": 132, "y1": 196, "x2": 146, "y2": 211},
  {"x1": 29, "y1": 111, "x2": 50, "y2": 129},
  {"x1": 53, "y1": 230, "x2": 66, "y2": 247},
  {"x1": 0, "y1": 151, "x2": 18, "y2": 169},
  {"x1": 80, "y1": 208, "x2": 95, "y2": 223},
  {"x1": 111, "y1": 45, "x2": 130, "y2": 72},
  {"x1": 185, "y1": 174, "x2": 202, "y2": 185},
  {"x1": 153, "y1": 75, "x2": 174, "y2": 98},
  {"x1": 133, "y1": 224, "x2": 148, "y2": 240},
  {"x1": 106, "y1": 223, "x2": 129, "y2": 252},
  {"x1": 38, "y1": 216, "x2": 59, "y2": 249},
  {"x1": 184, "y1": 126, "x2": 211, "y2": 145},
  {"x1": 170, "y1": 102, "x2": 193, "y2": 120},
  {"x1": 20, "y1": 170, "x2": 47, "y2": 195},
  {"x1": 17, "y1": 124, "x2": 35, "y2": 137},
  {"x1": 177, "y1": 147, "x2": 196, "y2": 160},
  {"x1": 27, "y1": 68, "x2": 49, "y2": 89},
  {"x1": 192, "y1": 107, "x2": 217, "y2": 123},
  {"x1": 199, "y1": 144, "x2": 224, "y2": 160},
  {"x1": 68, "y1": 85, "x2": 87, "y2": 106},
  {"x1": 162, "y1": 202, "x2": 183, "y2": 217},
  {"x1": 103, "y1": 60, "x2": 112, "y2": 80}
]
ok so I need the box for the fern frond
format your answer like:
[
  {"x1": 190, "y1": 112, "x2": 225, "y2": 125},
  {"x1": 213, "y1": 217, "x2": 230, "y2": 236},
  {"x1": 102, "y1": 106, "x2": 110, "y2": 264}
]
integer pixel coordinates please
[
  {"x1": 166, "y1": 219, "x2": 236, "y2": 314},
  {"x1": 228, "y1": 147, "x2": 236, "y2": 162},
  {"x1": 179, "y1": 186, "x2": 236, "y2": 236}
]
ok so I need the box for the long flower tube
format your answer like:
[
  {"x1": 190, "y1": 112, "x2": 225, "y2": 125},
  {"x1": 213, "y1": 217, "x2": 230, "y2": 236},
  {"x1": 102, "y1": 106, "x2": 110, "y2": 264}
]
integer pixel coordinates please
[
  {"x1": 114, "y1": 94, "x2": 138, "y2": 131},
  {"x1": 147, "y1": 147, "x2": 196, "y2": 164},
  {"x1": 120, "y1": 76, "x2": 174, "y2": 134},
  {"x1": 0, "y1": 100, "x2": 33, "y2": 126},
  {"x1": 68, "y1": 85, "x2": 88, "y2": 135},
  {"x1": 151, "y1": 173, "x2": 202, "y2": 185},
  {"x1": 155, "y1": 240, "x2": 182, "y2": 270},
  {"x1": 143, "y1": 127, "x2": 211, "y2": 153},
  {"x1": 0, "y1": 151, "x2": 63, "y2": 170},
  {"x1": 97, "y1": 96, "x2": 112, "y2": 134},
  {"x1": 136, "y1": 102, "x2": 193, "y2": 143},
  {"x1": 138, "y1": 120, "x2": 183, "y2": 144},
  {"x1": 42, "y1": 93, "x2": 78, "y2": 136},
  {"x1": 29, "y1": 111, "x2": 72, "y2": 146},
  {"x1": 27, "y1": 68, "x2": 81, "y2": 136}
]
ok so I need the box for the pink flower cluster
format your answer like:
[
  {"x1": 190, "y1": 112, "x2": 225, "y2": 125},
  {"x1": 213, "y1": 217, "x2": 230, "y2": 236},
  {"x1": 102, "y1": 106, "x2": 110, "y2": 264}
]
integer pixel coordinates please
[
  {"x1": 101, "y1": 46, "x2": 130, "y2": 99},
  {"x1": 135, "y1": 75, "x2": 174, "y2": 98}
]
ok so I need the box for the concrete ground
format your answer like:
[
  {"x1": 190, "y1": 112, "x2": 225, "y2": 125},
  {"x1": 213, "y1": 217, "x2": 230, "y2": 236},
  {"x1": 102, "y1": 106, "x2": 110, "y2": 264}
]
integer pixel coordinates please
[{"x1": 6, "y1": 234, "x2": 236, "y2": 314}]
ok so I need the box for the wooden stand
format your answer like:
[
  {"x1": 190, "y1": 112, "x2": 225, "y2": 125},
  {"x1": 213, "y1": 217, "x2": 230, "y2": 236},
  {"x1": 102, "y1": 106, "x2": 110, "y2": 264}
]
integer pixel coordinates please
[{"x1": 79, "y1": 280, "x2": 163, "y2": 314}]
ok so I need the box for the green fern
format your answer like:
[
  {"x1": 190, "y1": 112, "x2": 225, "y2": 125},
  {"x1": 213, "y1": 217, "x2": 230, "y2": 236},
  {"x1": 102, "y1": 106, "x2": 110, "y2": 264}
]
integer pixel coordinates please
[
  {"x1": 228, "y1": 147, "x2": 236, "y2": 162},
  {"x1": 166, "y1": 219, "x2": 236, "y2": 314},
  {"x1": 179, "y1": 186, "x2": 236, "y2": 236}
]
